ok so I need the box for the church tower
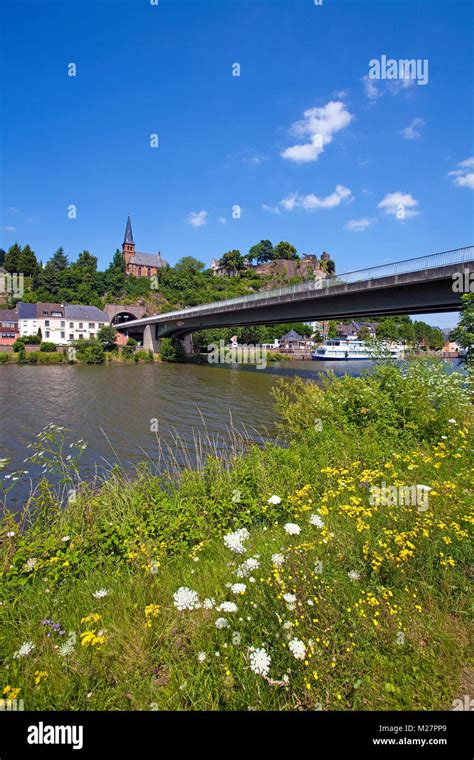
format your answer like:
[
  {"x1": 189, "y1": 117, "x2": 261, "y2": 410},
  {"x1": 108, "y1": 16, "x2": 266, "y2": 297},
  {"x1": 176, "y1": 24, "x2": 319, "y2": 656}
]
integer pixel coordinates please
[{"x1": 122, "y1": 215, "x2": 135, "y2": 267}]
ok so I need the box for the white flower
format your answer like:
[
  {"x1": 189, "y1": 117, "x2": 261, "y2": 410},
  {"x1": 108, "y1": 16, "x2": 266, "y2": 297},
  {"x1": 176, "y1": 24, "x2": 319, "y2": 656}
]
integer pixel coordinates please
[
  {"x1": 215, "y1": 617, "x2": 229, "y2": 629},
  {"x1": 232, "y1": 631, "x2": 241, "y2": 645},
  {"x1": 217, "y1": 601, "x2": 238, "y2": 613},
  {"x1": 236, "y1": 557, "x2": 260, "y2": 578},
  {"x1": 230, "y1": 583, "x2": 246, "y2": 595},
  {"x1": 202, "y1": 597, "x2": 215, "y2": 609},
  {"x1": 284, "y1": 523, "x2": 301, "y2": 536},
  {"x1": 13, "y1": 641, "x2": 35, "y2": 658},
  {"x1": 448, "y1": 419, "x2": 457, "y2": 424},
  {"x1": 309, "y1": 514, "x2": 325, "y2": 528},
  {"x1": 268, "y1": 495, "x2": 282, "y2": 505},
  {"x1": 58, "y1": 633, "x2": 76, "y2": 658},
  {"x1": 271, "y1": 553, "x2": 285, "y2": 567},
  {"x1": 61, "y1": 535, "x2": 70, "y2": 542},
  {"x1": 283, "y1": 593, "x2": 297, "y2": 604},
  {"x1": 223, "y1": 528, "x2": 250, "y2": 554},
  {"x1": 93, "y1": 588, "x2": 108, "y2": 599},
  {"x1": 249, "y1": 647, "x2": 271, "y2": 677},
  {"x1": 197, "y1": 652, "x2": 207, "y2": 663},
  {"x1": 150, "y1": 560, "x2": 160, "y2": 575},
  {"x1": 348, "y1": 571, "x2": 360, "y2": 581},
  {"x1": 173, "y1": 587, "x2": 200, "y2": 611},
  {"x1": 6, "y1": 531, "x2": 15, "y2": 538},
  {"x1": 288, "y1": 638, "x2": 306, "y2": 660},
  {"x1": 24, "y1": 558, "x2": 38, "y2": 572}
]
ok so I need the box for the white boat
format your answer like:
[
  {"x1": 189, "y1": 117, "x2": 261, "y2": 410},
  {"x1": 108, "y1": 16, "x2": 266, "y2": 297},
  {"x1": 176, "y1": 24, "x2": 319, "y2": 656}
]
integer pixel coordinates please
[{"x1": 311, "y1": 339, "x2": 402, "y2": 361}]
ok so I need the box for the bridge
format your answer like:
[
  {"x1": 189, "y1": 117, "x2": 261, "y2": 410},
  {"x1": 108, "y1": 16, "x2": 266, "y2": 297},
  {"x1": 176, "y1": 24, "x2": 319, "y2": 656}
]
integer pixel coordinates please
[{"x1": 115, "y1": 246, "x2": 473, "y2": 353}]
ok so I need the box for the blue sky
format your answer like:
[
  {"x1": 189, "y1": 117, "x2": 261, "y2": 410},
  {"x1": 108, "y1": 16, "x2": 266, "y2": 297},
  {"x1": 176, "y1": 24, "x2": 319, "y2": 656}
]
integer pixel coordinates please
[{"x1": 1, "y1": 0, "x2": 473, "y2": 327}]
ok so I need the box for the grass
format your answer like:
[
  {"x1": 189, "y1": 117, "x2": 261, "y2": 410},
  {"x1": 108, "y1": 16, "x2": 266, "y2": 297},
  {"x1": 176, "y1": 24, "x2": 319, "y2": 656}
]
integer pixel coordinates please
[{"x1": 0, "y1": 360, "x2": 472, "y2": 711}]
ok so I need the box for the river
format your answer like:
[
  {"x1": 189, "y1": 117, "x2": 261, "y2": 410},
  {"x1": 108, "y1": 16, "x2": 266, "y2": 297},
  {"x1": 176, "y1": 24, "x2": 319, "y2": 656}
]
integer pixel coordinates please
[{"x1": 0, "y1": 359, "x2": 462, "y2": 512}]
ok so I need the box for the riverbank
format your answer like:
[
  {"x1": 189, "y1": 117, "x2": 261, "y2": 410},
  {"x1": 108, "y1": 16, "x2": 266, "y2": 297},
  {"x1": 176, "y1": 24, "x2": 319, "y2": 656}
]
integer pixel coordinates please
[{"x1": 0, "y1": 360, "x2": 472, "y2": 711}]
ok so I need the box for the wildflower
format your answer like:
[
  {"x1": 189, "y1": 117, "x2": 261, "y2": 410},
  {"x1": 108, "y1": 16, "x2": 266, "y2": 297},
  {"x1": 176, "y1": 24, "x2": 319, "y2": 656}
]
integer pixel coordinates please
[
  {"x1": 173, "y1": 587, "x2": 200, "y2": 611},
  {"x1": 271, "y1": 553, "x2": 285, "y2": 567},
  {"x1": 61, "y1": 536, "x2": 70, "y2": 542},
  {"x1": 217, "y1": 601, "x2": 238, "y2": 613},
  {"x1": 223, "y1": 528, "x2": 250, "y2": 554},
  {"x1": 150, "y1": 560, "x2": 160, "y2": 575},
  {"x1": 215, "y1": 618, "x2": 229, "y2": 629},
  {"x1": 13, "y1": 641, "x2": 35, "y2": 659},
  {"x1": 268, "y1": 495, "x2": 282, "y2": 505},
  {"x1": 448, "y1": 419, "x2": 457, "y2": 424},
  {"x1": 249, "y1": 647, "x2": 271, "y2": 677},
  {"x1": 58, "y1": 633, "x2": 76, "y2": 657},
  {"x1": 197, "y1": 652, "x2": 207, "y2": 663},
  {"x1": 34, "y1": 670, "x2": 49, "y2": 686},
  {"x1": 348, "y1": 571, "x2": 360, "y2": 581},
  {"x1": 284, "y1": 523, "x2": 301, "y2": 536},
  {"x1": 24, "y1": 558, "x2": 38, "y2": 572},
  {"x1": 6, "y1": 531, "x2": 15, "y2": 538},
  {"x1": 309, "y1": 514, "x2": 324, "y2": 528},
  {"x1": 289, "y1": 638, "x2": 306, "y2": 660},
  {"x1": 80, "y1": 613, "x2": 101, "y2": 625},
  {"x1": 232, "y1": 631, "x2": 241, "y2": 645},
  {"x1": 80, "y1": 630, "x2": 106, "y2": 648},
  {"x1": 202, "y1": 598, "x2": 215, "y2": 609},
  {"x1": 230, "y1": 583, "x2": 246, "y2": 595},
  {"x1": 93, "y1": 589, "x2": 108, "y2": 599},
  {"x1": 144, "y1": 604, "x2": 160, "y2": 628},
  {"x1": 236, "y1": 557, "x2": 260, "y2": 578},
  {"x1": 283, "y1": 593, "x2": 297, "y2": 605}
]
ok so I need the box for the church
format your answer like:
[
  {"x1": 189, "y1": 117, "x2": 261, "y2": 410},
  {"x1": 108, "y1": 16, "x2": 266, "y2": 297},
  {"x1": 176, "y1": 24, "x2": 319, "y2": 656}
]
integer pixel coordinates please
[{"x1": 122, "y1": 215, "x2": 168, "y2": 277}]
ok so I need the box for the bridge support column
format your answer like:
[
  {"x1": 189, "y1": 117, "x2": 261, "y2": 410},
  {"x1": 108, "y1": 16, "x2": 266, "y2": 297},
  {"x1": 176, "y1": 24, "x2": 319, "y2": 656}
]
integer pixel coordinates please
[
  {"x1": 143, "y1": 325, "x2": 161, "y2": 354},
  {"x1": 178, "y1": 333, "x2": 194, "y2": 356}
]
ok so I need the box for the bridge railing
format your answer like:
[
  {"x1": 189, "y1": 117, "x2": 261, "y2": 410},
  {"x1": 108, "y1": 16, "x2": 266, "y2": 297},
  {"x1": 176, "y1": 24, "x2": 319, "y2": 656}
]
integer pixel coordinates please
[
  {"x1": 179, "y1": 245, "x2": 474, "y2": 315},
  {"x1": 122, "y1": 245, "x2": 473, "y2": 325}
]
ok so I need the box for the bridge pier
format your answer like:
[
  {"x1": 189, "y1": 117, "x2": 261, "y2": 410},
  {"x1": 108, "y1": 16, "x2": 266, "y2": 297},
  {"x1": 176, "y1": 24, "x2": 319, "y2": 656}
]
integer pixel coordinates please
[{"x1": 143, "y1": 325, "x2": 161, "y2": 353}]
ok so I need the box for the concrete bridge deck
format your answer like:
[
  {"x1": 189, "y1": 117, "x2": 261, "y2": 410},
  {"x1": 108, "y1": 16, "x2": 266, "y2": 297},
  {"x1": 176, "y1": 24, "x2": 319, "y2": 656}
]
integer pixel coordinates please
[{"x1": 115, "y1": 246, "x2": 473, "y2": 352}]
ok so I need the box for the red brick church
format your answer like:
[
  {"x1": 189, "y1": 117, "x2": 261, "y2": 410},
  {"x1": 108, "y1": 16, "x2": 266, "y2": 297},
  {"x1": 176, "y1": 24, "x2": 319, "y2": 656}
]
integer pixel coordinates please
[{"x1": 122, "y1": 215, "x2": 168, "y2": 277}]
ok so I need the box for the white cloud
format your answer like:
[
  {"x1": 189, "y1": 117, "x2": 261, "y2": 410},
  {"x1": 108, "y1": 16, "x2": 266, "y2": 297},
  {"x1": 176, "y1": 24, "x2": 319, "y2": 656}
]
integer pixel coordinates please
[
  {"x1": 448, "y1": 157, "x2": 474, "y2": 189},
  {"x1": 333, "y1": 89, "x2": 349, "y2": 99},
  {"x1": 345, "y1": 217, "x2": 377, "y2": 232},
  {"x1": 218, "y1": 216, "x2": 227, "y2": 224},
  {"x1": 377, "y1": 191, "x2": 420, "y2": 220},
  {"x1": 401, "y1": 117, "x2": 425, "y2": 140},
  {"x1": 186, "y1": 210, "x2": 208, "y2": 228},
  {"x1": 281, "y1": 101, "x2": 353, "y2": 163},
  {"x1": 261, "y1": 203, "x2": 281, "y2": 214},
  {"x1": 280, "y1": 185, "x2": 352, "y2": 212},
  {"x1": 1, "y1": 226, "x2": 16, "y2": 232},
  {"x1": 387, "y1": 76, "x2": 415, "y2": 95},
  {"x1": 362, "y1": 75, "x2": 381, "y2": 101}
]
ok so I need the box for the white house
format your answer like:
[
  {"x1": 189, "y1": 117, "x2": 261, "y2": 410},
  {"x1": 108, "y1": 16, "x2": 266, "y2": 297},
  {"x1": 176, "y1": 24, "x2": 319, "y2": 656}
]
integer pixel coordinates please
[{"x1": 18, "y1": 302, "x2": 109, "y2": 345}]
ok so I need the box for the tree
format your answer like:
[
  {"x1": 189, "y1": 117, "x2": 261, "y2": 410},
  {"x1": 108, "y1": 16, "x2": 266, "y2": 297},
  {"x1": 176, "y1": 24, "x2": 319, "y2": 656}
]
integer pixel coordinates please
[
  {"x1": 357, "y1": 326, "x2": 372, "y2": 341},
  {"x1": 219, "y1": 250, "x2": 246, "y2": 274},
  {"x1": 73, "y1": 250, "x2": 98, "y2": 272},
  {"x1": 3, "y1": 243, "x2": 22, "y2": 273},
  {"x1": 97, "y1": 324, "x2": 117, "y2": 351},
  {"x1": 0, "y1": 249, "x2": 6, "y2": 266},
  {"x1": 274, "y1": 241, "x2": 298, "y2": 260},
  {"x1": 50, "y1": 247, "x2": 69, "y2": 270},
  {"x1": 451, "y1": 293, "x2": 474, "y2": 368},
  {"x1": 328, "y1": 320, "x2": 338, "y2": 338},
  {"x1": 248, "y1": 240, "x2": 274, "y2": 264},
  {"x1": 17, "y1": 245, "x2": 39, "y2": 277},
  {"x1": 398, "y1": 322, "x2": 416, "y2": 345},
  {"x1": 175, "y1": 256, "x2": 205, "y2": 274},
  {"x1": 376, "y1": 319, "x2": 399, "y2": 342}
]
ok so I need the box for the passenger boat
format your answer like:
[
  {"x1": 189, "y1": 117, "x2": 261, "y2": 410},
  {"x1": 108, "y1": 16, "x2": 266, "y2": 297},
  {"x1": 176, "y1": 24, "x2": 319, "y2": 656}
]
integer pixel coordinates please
[{"x1": 311, "y1": 339, "x2": 402, "y2": 361}]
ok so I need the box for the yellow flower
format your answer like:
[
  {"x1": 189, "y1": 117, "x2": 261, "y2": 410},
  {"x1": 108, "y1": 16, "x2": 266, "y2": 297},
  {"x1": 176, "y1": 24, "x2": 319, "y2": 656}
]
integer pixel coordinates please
[{"x1": 34, "y1": 670, "x2": 49, "y2": 686}]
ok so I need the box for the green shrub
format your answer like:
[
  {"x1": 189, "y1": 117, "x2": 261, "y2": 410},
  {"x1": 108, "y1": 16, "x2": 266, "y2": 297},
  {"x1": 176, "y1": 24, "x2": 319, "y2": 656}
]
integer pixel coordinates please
[
  {"x1": 39, "y1": 342, "x2": 57, "y2": 352},
  {"x1": 121, "y1": 344, "x2": 136, "y2": 358},
  {"x1": 77, "y1": 341, "x2": 105, "y2": 364},
  {"x1": 0, "y1": 353, "x2": 10, "y2": 363},
  {"x1": 134, "y1": 349, "x2": 153, "y2": 362}
]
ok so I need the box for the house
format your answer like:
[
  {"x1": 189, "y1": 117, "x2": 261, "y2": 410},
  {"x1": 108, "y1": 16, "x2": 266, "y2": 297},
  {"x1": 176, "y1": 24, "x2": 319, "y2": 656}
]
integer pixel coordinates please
[
  {"x1": 122, "y1": 216, "x2": 168, "y2": 278},
  {"x1": 336, "y1": 321, "x2": 377, "y2": 340},
  {"x1": 210, "y1": 258, "x2": 237, "y2": 277},
  {"x1": 0, "y1": 308, "x2": 19, "y2": 346},
  {"x1": 17, "y1": 302, "x2": 109, "y2": 345},
  {"x1": 279, "y1": 330, "x2": 314, "y2": 351}
]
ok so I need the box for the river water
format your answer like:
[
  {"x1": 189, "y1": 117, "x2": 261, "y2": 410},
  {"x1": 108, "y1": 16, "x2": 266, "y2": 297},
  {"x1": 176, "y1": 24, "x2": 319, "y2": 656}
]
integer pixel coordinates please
[{"x1": 0, "y1": 359, "x2": 462, "y2": 512}]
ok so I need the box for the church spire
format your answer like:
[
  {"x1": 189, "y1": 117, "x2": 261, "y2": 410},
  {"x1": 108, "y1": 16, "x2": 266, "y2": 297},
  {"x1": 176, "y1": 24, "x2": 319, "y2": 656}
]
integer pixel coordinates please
[{"x1": 123, "y1": 215, "x2": 134, "y2": 245}]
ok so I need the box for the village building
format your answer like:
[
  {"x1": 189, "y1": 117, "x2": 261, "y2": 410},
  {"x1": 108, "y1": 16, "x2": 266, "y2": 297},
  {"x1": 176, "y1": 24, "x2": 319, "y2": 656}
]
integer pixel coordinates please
[
  {"x1": 18, "y1": 302, "x2": 109, "y2": 345},
  {"x1": 0, "y1": 308, "x2": 19, "y2": 346},
  {"x1": 122, "y1": 216, "x2": 168, "y2": 277}
]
